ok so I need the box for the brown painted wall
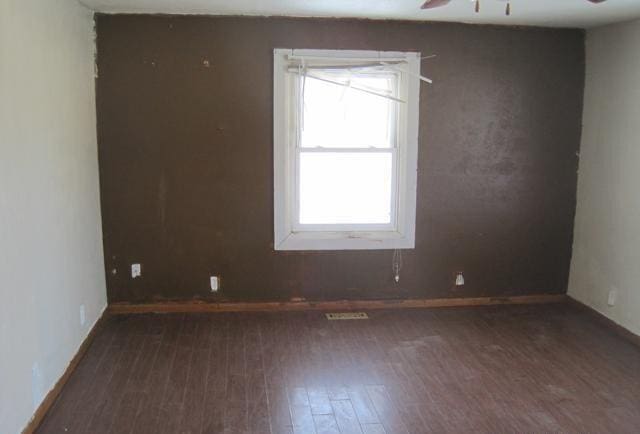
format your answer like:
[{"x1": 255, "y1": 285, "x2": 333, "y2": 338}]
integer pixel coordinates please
[{"x1": 96, "y1": 15, "x2": 584, "y2": 303}]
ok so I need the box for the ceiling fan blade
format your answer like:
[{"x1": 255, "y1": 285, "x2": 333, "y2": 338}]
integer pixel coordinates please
[{"x1": 421, "y1": 0, "x2": 451, "y2": 10}]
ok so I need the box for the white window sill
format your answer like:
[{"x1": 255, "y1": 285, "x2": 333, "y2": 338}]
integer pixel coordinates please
[{"x1": 275, "y1": 231, "x2": 415, "y2": 251}]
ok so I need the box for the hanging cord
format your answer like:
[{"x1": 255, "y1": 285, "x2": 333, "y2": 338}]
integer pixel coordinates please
[
  {"x1": 339, "y1": 75, "x2": 351, "y2": 102},
  {"x1": 392, "y1": 249, "x2": 403, "y2": 283},
  {"x1": 298, "y1": 61, "x2": 307, "y2": 134},
  {"x1": 339, "y1": 73, "x2": 352, "y2": 121}
]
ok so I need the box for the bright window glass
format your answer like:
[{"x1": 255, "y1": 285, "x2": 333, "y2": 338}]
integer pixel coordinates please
[
  {"x1": 300, "y1": 73, "x2": 397, "y2": 149},
  {"x1": 299, "y1": 152, "x2": 393, "y2": 225}
]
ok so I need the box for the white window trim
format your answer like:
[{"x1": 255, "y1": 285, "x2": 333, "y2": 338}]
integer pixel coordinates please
[{"x1": 273, "y1": 48, "x2": 420, "y2": 251}]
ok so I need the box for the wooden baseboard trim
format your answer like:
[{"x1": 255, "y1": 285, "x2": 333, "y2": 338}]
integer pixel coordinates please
[
  {"x1": 107, "y1": 294, "x2": 567, "y2": 314},
  {"x1": 22, "y1": 308, "x2": 108, "y2": 434},
  {"x1": 567, "y1": 296, "x2": 640, "y2": 348}
]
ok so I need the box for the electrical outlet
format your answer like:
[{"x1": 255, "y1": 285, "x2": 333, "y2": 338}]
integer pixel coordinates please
[
  {"x1": 131, "y1": 263, "x2": 141, "y2": 279},
  {"x1": 210, "y1": 276, "x2": 219, "y2": 292},
  {"x1": 80, "y1": 304, "x2": 86, "y2": 326},
  {"x1": 608, "y1": 288, "x2": 617, "y2": 306}
]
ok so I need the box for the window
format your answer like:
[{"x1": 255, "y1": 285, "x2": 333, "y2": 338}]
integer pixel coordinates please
[{"x1": 273, "y1": 49, "x2": 421, "y2": 250}]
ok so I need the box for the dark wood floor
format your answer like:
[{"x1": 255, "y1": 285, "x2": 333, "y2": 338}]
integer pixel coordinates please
[{"x1": 37, "y1": 303, "x2": 640, "y2": 434}]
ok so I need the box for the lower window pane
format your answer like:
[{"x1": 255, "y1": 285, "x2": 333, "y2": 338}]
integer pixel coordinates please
[{"x1": 299, "y1": 152, "x2": 393, "y2": 225}]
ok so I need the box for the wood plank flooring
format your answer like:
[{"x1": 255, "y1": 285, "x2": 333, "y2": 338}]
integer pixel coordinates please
[{"x1": 36, "y1": 303, "x2": 640, "y2": 434}]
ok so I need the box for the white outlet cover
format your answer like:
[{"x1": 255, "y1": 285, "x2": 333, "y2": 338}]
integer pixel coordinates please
[
  {"x1": 80, "y1": 305, "x2": 86, "y2": 326},
  {"x1": 210, "y1": 276, "x2": 219, "y2": 292},
  {"x1": 607, "y1": 288, "x2": 617, "y2": 306},
  {"x1": 131, "y1": 263, "x2": 141, "y2": 278}
]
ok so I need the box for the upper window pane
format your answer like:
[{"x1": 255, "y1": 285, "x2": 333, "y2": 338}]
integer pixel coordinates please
[{"x1": 300, "y1": 72, "x2": 396, "y2": 149}]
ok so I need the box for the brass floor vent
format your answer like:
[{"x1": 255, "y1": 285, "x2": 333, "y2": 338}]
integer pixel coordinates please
[{"x1": 325, "y1": 312, "x2": 369, "y2": 320}]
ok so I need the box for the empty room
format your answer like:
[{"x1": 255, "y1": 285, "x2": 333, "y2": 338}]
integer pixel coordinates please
[{"x1": 3, "y1": 0, "x2": 640, "y2": 433}]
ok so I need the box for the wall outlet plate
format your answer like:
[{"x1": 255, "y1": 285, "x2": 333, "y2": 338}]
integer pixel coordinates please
[
  {"x1": 607, "y1": 288, "x2": 617, "y2": 306},
  {"x1": 131, "y1": 263, "x2": 141, "y2": 278},
  {"x1": 210, "y1": 276, "x2": 219, "y2": 292},
  {"x1": 80, "y1": 304, "x2": 86, "y2": 326}
]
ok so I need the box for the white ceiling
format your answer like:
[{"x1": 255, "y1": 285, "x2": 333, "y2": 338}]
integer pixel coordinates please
[{"x1": 83, "y1": 0, "x2": 640, "y2": 28}]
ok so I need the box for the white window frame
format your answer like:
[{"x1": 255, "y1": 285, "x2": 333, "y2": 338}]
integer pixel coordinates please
[{"x1": 273, "y1": 48, "x2": 421, "y2": 251}]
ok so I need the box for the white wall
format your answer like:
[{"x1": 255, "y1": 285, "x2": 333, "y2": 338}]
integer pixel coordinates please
[
  {"x1": 569, "y1": 19, "x2": 640, "y2": 337},
  {"x1": 0, "y1": 1, "x2": 107, "y2": 433}
]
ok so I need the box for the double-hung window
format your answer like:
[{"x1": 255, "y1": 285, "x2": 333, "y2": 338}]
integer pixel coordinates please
[{"x1": 273, "y1": 49, "x2": 421, "y2": 250}]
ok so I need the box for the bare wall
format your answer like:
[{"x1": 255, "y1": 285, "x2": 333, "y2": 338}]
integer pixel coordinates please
[
  {"x1": 0, "y1": 1, "x2": 106, "y2": 433},
  {"x1": 96, "y1": 15, "x2": 584, "y2": 303},
  {"x1": 568, "y1": 19, "x2": 640, "y2": 337}
]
